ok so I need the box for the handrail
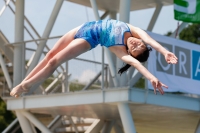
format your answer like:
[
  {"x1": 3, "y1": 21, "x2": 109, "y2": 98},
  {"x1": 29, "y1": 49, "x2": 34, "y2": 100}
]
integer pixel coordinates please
[
  {"x1": 0, "y1": 0, "x2": 11, "y2": 16},
  {"x1": 45, "y1": 73, "x2": 65, "y2": 93},
  {"x1": 47, "y1": 115, "x2": 61, "y2": 129},
  {"x1": 82, "y1": 66, "x2": 108, "y2": 91},
  {"x1": 5, "y1": 35, "x2": 63, "y2": 46},
  {"x1": 75, "y1": 57, "x2": 108, "y2": 66},
  {"x1": 2, "y1": 118, "x2": 18, "y2": 133}
]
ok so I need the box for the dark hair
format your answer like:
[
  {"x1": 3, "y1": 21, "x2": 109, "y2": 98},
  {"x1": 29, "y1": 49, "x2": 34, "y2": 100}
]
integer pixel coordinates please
[{"x1": 118, "y1": 46, "x2": 152, "y2": 75}]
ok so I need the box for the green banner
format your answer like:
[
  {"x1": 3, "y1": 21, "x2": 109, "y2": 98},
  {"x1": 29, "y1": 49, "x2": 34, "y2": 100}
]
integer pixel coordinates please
[{"x1": 174, "y1": 0, "x2": 200, "y2": 23}]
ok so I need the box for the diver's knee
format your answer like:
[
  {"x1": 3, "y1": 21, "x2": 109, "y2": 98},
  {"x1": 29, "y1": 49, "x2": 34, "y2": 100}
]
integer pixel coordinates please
[
  {"x1": 47, "y1": 58, "x2": 59, "y2": 69},
  {"x1": 46, "y1": 51, "x2": 56, "y2": 61}
]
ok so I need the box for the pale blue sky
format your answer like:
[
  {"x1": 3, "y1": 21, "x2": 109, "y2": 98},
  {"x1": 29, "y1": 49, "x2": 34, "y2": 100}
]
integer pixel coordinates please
[{"x1": 0, "y1": 0, "x2": 178, "y2": 42}]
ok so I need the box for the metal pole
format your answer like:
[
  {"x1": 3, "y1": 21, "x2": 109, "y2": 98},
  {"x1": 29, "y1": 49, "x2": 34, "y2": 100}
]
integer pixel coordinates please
[
  {"x1": 113, "y1": 123, "x2": 124, "y2": 133},
  {"x1": 101, "y1": 120, "x2": 115, "y2": 133},
  {"x1": 127, "y1": 67, "x2": 135, "y2": 80},
  {"x1": 62, "y1": 61, "x2": 69, "y2": 92},
  {"x1": 119, "y1": 0, "x2": 131, "y2": 21},
  {"x1": 101, "y1": 47, "x2": 105, "y2": 89},
  {"x1": 2, "y1": 118, "x2": 18, "y2": 133},
  {"x1": 118, "y1": 103, "x2": 136, "y2": 133},
  {"x1": 104, "y1": 44, "x2": 118, "y2": 87},
  {"x1": 0, "y1": 53, "x2": 12, "y2": 89},
  {"x1": 68, "y1": 116, "x2": 79, "y2": 133},
  {"x1": 118, "y1": 2, "x2": 137, "y2": 132},
  {"x1": 118, "y1": 0, "x2": 131, "y2": 86},
  {"x1": 147, "y1": 1, "x2": 163, "y2": 31},
  {"x1": 104, "y1": 11, "x2": 119, "y2": 87},
  {"x1": 170, "y1": 22, "x2": 188, "y2": 38},
  {"x1": 109, "y1": 11, "x2": 117, "y2": 19},
  {"x1": 16, "y1": 111, "x2": 34, "y2": 133},
  {"x1": 47, "y1": 115, "x2": 61, "y2": 129},
  {"x1": 14, "y1": 0, "x2": 34, "y2": 132},
  {"x1": 100, "y1": 11, "x2": 109, "y2": 20},
  {"x1": 82, "y1": 70, "x2": 102, "y2": 91},
  {"x1": 26, "y1": 0, "x2": 64, "y2": 75},
  {"x1": 90, "y1": 0, "x2": 100, "y2": 20},
  {"x1": 66, "y1": 62, "x2": 69, "y2": 92},
  {"x1": 21, "y1": 111, "x2": 52, "y2": 133},
  {"x1": 0, "y1": 0, "x2": 11, "y2": 16},
  {"x1": 128, "y1": 70, "x2": 142, "y2": 87},
  {"x1": 13, "y1": 0, "x2": 25, "y2": 87},
  {"x1": 90, "y1": 0, "x2": 105, "y2": 89}
]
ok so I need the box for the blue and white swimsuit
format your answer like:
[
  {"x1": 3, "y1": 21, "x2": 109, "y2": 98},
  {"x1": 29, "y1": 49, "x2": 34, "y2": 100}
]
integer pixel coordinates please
[{"x1": 74, "y1": 19, "x2": 132, "y2": 50}]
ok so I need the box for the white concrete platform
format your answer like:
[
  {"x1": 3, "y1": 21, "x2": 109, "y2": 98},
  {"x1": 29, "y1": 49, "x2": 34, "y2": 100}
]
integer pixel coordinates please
[{"x1": 4, "y1": 87, "x2": 200, "y2": 133}]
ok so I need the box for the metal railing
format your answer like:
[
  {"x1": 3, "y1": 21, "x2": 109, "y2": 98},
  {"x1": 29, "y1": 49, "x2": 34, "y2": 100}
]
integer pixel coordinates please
[{"x1": 2, "y1": 118, "x2": 19, "y2": 133}]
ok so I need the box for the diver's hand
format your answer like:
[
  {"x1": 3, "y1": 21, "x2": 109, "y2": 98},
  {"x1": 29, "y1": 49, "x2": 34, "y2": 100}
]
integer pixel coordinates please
[
  {"x1": 164, "y1": 51, "x2": 178, "y2": 64},
  {"x1": 150, "y1": 77, "x2": 168, "y2": 95}
]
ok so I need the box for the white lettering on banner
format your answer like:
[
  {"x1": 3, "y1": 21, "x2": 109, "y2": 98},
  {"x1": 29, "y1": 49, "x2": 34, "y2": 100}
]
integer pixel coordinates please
[
  {"x1": 147, "y1": 31, "x2": 200, "y2": 94},
  {"x1": 158, "y1": 52, "x2": 171, "y2": 71},
  {"x1": 195, "y1": 57, "x2": 200, "y2": 76},
  {"x1": 179, "y1": 51, "x2": 187, "y2": 75},
  {"x1": 174, "y1": 0, "x2": 196, "y2": 14}
]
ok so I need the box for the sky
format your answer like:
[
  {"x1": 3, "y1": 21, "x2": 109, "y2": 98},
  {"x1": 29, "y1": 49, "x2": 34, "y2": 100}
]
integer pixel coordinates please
[
  {"x1": 0, "y1": 0, "x2": 179, "y2": 41},
  {"x1": 0, "y1": 0, "x2": 180, "y2": 83}
]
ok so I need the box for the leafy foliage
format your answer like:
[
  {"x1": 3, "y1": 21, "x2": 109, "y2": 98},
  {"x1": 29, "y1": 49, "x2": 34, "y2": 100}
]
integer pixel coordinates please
[
  {"x1": 164, "y1": 31, "x2": 172, "y2": 36},
  {"x1": 0, "y1": 98, "x2": 16, "y2": 132},
  {"x1": 134, "y1": 77, "x2": 145, "y2": 89},
  {"x1": 179, "y1": 23, "x2": 200, "y2": 45}
]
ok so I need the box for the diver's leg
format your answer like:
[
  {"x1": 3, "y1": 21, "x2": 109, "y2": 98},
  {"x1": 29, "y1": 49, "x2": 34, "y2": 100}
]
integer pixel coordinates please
[
  {"x1": 23, "y1": 27, "x2": 80, "y2": 82},
  {"x1": 10, "y1": 38, "x2": 90, "y2": 97}
]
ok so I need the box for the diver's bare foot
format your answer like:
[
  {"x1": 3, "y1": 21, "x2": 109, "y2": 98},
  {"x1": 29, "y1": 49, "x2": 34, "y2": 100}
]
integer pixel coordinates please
[
  {"x1": 10, "y1": 84, "x2": 28, "y2": 98},
  {"x1": 21, "y1": 81, "x2": 32, "y2": 91}
]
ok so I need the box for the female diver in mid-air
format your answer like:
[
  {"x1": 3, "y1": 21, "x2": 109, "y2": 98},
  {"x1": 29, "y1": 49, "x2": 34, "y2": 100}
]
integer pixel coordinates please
[{"x1": 10, "y1": 19, "x2": 178, "y2": 97}]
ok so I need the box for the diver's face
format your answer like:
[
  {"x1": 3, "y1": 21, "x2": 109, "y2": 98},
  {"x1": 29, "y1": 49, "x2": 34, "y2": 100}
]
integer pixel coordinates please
[{"x1": 127, "y1": 37, "x2": 146, "y2": 57}]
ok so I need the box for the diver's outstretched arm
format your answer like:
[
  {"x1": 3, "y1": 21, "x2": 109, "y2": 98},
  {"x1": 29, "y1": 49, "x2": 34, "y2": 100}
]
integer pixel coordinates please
[
  {"x1": 112, "y1": 47, "x2": 168, "y2": 95},
  {"x1": 129, "y1": 25, "x2": 178, "y2": 64}
]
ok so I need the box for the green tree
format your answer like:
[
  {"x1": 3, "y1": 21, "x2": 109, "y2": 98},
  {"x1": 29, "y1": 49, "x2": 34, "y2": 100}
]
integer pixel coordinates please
[
  {"x1": 164, "y1": 31, "x2": 172, "y2": 36},
  {"x1": 0, "y1": 98, "x2": 16, "y2": 132},
  {"x1": 134, "y1": 78, "x2": 145, "y2": 88},
  {"x1": 179, "y1": 23, "x2": 200, "y2": 45}
]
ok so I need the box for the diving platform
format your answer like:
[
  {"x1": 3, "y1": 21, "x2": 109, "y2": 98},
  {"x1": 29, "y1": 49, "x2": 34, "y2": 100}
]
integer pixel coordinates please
[{"x1": 4, "y1": 87, "x2": 200, "y2": 133}]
